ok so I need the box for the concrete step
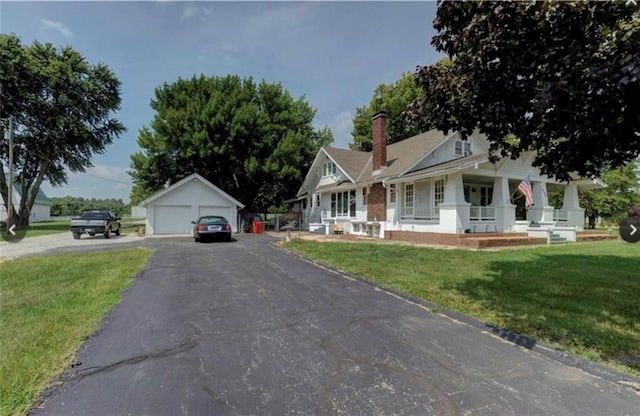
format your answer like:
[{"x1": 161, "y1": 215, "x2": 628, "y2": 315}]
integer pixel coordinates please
[{"x1": 549, "y1": 233, "x2": 567, "y2": 244}]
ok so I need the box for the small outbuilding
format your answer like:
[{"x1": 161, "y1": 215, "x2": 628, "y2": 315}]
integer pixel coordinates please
[{"x1": 140, "y1": 173, "x2": 245, "y2": 235}]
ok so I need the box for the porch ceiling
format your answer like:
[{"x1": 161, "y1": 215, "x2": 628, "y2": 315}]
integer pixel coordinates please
[{"x1": 462, "y1": 174, "x2": 494, "y2": 185}]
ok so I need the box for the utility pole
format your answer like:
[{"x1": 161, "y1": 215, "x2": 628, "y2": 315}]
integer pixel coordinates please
[
  {"x1": 7, "y1": 116, "x2": 14, "y2": 226},
  {"x1": 3, "y1": 116, "x2": 14, "y2": 226}
]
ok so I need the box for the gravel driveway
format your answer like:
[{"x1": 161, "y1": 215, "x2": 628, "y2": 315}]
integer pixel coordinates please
[{"x1": 0, "y1": 232, "x2": 144, "y2": 259}]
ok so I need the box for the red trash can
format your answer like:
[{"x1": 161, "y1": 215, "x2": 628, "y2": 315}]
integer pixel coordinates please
[{"x1": 252, "y1": 220, "x2": 264, "y2": 234}]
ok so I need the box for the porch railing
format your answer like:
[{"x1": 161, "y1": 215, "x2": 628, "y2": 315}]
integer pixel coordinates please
[
  {"x1": 553, "y1": 209, "x2": 568, "y2": 222},
  {"x1": 470, "y1": 206, "x2": 496, "y2": 221},
  {"x1": 401, "y1": 206, "x2": 440, "y2": 220}
]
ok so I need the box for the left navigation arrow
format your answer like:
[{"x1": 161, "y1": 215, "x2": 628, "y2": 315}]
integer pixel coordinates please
[{"x1": 9, "y1": 224, "x2": 16, "y2": 236}]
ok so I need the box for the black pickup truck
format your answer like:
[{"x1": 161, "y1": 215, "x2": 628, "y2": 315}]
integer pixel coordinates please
[{"x1": 70, "y1": 210, "x2": 122, "y2": 239}]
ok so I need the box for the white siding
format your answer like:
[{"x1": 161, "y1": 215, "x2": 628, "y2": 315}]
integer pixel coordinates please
[{"x1": 144, "y1": 178, "x2": 241, "y2": 234}]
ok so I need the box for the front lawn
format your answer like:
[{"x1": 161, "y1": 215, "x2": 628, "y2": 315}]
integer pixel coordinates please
[
  {"x1": 284, "y1": 240, "x2": 640, "y2": 376},
  {"x1": 0, "y1": 248, "x2": 154, "y2": 416}
]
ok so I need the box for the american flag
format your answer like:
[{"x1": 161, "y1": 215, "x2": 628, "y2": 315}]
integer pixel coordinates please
[{"x1": 517, "y1": 175, "x2": 534, "y2": 210}]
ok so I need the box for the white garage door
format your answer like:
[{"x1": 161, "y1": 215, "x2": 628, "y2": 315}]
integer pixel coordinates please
[
  {"x1": 154, "y1": 205, "x2": 193, "y2": 234},
  {"x1": 198, "y1": 205, "x2": 231, "y2": 219}
]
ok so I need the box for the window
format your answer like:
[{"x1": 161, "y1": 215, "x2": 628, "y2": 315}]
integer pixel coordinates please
[
  {"x1": 402, "y1": 183, "x2": 414, "y2": 217},
  {"x1": 463, "y1": 185, "x2": 470, "y2": 203},
  {"x1": 389, "y1": 184, "x2": 397, "y2": 203},
  {"x1": 455, "y1": 141, "x2": 462, "y2": 156},
  {"x1": 314, "y1": 194, "x2": 320, "y2": 207},
  {"x1": 401, "y1": 178, "x2": 445, "y2": 220},
  {"x1": 455, "y1": 140, "x2": 472, "y2": 156},
  {"x1": 330, "y1": 190, "x2": 356, "y2": 218},
  {"x1": 362, "y1": 187, "x2": 368, "y2": 205},
  {"x1": 480, "y1": 186, "x2": 493, "y2": 206},
  {"x1": 322, "y1": 161, "x2": 336, "y2": 177},
  {"x1": 434, "y1": 179, "x2": 445, "y2": 206}
]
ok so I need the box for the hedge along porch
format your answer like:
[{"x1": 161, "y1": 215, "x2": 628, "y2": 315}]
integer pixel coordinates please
[{"x1": 140, "y1": 173, "x2": 245, "y2": 235}]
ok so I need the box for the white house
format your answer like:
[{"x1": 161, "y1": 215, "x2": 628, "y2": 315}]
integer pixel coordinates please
[
  {"x1": 139, "y1": 173, "x2": 245, "y2": 235},
  {"x1": 1, "y1": 181, "x2": 52, "y2": 223},
  {"x1": 294, "y1": 111, "x2": 605, "y2": 243}
]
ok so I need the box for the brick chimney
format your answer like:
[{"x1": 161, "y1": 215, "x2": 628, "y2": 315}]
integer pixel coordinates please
[{"x1": 372, "y1": 110, "x2": 388, "y2": 172}]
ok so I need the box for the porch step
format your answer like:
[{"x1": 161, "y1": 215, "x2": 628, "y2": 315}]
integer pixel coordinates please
[
  {"x1": 311, "y1": 226, "x2": 326, "y2": 234},
  {"x1": 549, "y1": 232, "x2": 567, "y2": 244}
]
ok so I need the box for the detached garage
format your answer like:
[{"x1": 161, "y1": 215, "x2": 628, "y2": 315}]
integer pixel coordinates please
[{"x1": 140, "y1": 173, "x2": 245, "y2": 235}]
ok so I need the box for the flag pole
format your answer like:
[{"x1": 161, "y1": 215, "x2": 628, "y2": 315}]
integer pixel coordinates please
[{"x1": 510, "y1": 170, "x2": 533, "y2": 200}]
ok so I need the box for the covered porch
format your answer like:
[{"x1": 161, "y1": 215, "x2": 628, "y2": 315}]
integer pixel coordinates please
[{"x1": 390, "y1": 171, "x2": 592, "y2": 235}]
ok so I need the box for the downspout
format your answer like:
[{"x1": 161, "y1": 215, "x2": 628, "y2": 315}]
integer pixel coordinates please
[{"x1": 382, "y1": 178, "x2": 398, "y2": 227}]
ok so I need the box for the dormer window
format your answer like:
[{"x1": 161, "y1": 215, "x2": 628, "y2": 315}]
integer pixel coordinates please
[
  {"x1": 322, "y1": 161, "x2": 336, "y2": 177},
  {"x1": 455, "y1": 140, "x2": 472, "y2": 157}
]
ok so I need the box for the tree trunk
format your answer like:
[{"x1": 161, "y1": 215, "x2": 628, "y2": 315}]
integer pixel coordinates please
[{"x1": 588, "y1": 214, "x2": 598, "y2": 229}]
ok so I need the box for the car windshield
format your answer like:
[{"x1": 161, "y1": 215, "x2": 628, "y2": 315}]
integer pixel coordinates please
[{"x1": 199, "y1": 216, "x2": 227, "y2": 225}]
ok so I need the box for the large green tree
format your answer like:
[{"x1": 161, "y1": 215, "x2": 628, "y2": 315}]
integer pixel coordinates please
[
  {"x1": 129, "y1": 75, "x2": 333, "y2": 213},
  {"x1": 0, "y1": 34, "x2": 125, "y2": 226},
  {"x1": 407, "y1": 1, "x2": 640, "y2": 182},
  {"x1": 50, "y1": 196, "x2": 129, "y2": 217},
  {"x1": 350, "y1": 71, "x2": 423, "y2": 151},
  {"x1": 547, "y1": 161, "x2": 640, "y2": 228},
  {"x1": 582, "y1": 161, "x2": 640, "y2": 228}
]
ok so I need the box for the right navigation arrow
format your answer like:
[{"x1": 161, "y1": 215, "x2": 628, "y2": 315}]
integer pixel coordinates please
[{"x1": 631, "y1": 224, "x2": 637, "y2": 236}]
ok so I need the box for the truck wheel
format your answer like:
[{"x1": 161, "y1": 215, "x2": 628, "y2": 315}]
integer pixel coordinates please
[
  {"x1": 115, "y1": 227, "x2": 121, "y2": 236},
  {"x1": 104, "y1": 228, "x2": 111, "y2": 239},
  {"x1": 73, "y1": 232, "x2": 81, "y2": 240}
]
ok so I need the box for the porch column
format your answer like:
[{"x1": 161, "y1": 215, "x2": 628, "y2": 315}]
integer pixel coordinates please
[
  {"x1": 491, "y1": 177, "x2": 516, "y2": 233},
  {"x1": 562, "y1": 183, "x2": 585, "y2": 230},
  {"x1": 439, "y1": 172, "x2": 470, "y2": 233},
  {"x1": 527, "y1": 181, "x2": 554, "y2": 224}
]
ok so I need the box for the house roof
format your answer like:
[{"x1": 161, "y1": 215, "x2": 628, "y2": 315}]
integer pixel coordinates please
[
  {"x1": 394, "y1": 153, "x2": 490, "y2": 182},
  {"x1": 295, "y1": 129, "x2": 461, "y2": 197},
  {"x1": 356, "y1": 130, "x2": 451, "y2": 182},
  {"x1": 323, "y1": 147, "x2": 370, "y2": 182},
  {"x1": 295, "y1": 128, "x2": 607, "y2": 198},
  {"x1": 7, "y1": 178, "x2": 52, "y2": 205},
  {"x1": 139, "y1": 173, "x2": 245, "y2": 208}
]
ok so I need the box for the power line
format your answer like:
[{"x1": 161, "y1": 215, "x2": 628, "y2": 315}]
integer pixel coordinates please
[{"x1": 84, "y1": 172, "x2": 132, "y2": 185}]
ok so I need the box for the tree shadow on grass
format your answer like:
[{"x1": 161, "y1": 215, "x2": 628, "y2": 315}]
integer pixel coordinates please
[{"x1": 448, "y1": 253, "x2": 640, "y2": 371}]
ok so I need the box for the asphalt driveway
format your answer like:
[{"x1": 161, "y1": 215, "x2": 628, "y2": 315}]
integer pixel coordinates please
[{"x1": 32, "y1": 235, "x2": 640, "y2": 415}]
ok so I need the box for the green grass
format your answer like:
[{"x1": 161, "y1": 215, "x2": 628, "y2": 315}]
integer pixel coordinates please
[
  {"x1": 16, "y1": 220, "x2": 69, "y2": 238},
  {"x1": 0, "y1": 248, "x2": 154, "y2": 416},
  {"x1": 284, "y1": 240, "x2": 640, "y2": 376},
  {"x1": 1, "y1": 218, "x2": 147, "y2": 239}
]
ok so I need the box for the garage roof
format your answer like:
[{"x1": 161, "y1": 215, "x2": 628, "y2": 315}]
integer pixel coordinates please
[{"x1": 139, "y1": 173, "x2": 245, "y2": 209}]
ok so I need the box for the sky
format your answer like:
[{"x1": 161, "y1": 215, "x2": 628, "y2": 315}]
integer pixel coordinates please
[{"x1": 1, "y1": 0, "x2": 443, "y2": 203}]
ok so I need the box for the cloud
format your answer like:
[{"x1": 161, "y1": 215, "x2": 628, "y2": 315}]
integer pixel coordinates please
[
  {"x1": 329, "y1": 111, "x2": 354, "y2": 149},
  {"x1": 41, "y1": 165, "x2": 133, "y2": 203},
  {"x1": 42, "y1": 19, "x2": 73, "y2": 38},
  {"x1": 86, "y1": 165, "x2": 131, "y2": 184},
  {"x1": 182, "y1": 3, "x2": 212, "y2": 20}
]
